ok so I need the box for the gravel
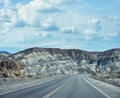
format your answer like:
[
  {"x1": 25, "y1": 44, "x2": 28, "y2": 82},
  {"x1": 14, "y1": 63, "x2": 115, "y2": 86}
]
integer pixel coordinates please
[
  {"x1": 84, "y1": 74, "x2": 120, "y2": 98},
  {"x1": 0, "y1": 75, "x2": 63, "y2": 94}
]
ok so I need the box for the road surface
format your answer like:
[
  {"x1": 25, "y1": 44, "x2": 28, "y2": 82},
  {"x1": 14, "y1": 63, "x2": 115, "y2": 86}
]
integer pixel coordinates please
[{"x1": 0, "y1": 75, "x2": 119, "y2": 98}]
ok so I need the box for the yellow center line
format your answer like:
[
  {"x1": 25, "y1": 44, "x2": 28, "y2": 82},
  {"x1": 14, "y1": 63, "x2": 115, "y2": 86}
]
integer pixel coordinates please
[{"x1": 42, "y1": 78, "x2": 70, "y2": 98}]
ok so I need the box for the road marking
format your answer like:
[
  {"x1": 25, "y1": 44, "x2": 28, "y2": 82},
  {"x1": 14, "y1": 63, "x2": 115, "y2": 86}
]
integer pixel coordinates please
[
  {"x1": 42, "y1": 79, "x2": 70, "y2": 98},
  {"x1": 83, "y1": 76, "x2": 111, "y2": 98}
]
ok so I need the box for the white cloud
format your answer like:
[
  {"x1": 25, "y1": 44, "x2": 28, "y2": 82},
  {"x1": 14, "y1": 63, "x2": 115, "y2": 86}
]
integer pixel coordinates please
[
  {"x1": 81, "y1": 18, "x2": 102, "y2": 40},
  {"x1": 87, "y1": 18, "x2": 102, "y2": 31},
  {"x1": 0, "y1": 0, "x2": 62, "y2": 36},
  {"x1": 0, "y1": 0, "x2": 119, "y2": 51},
  {"x1": 83, "y1": 29, "x2": 97, "y2": 35},
  {"x1": 40, "y1": 32, "x2": 48, "y2": 37},
  {"x1": 98, "y1": 32, "x2": 118, "y2": 40},
  {"x1": 34, "y1": 32, "x2": 48, "y2": 37},
  {"x1": 59, "y1": 26, "x2": 79, "y2": 34},
  {"x1": 102, "y1": 16, "x2": 120, "y2": 22},
  {"x1": 82, "y1": 28, "x2": 118, "y2": 40},
  {"x1": 49, "y1": 0, "x2": 81, "y2": 5},
  {"x1": 0, "y1": 0, "x2": 26, "y2": 35},
  {"x1": 109, "y1": 16, "x2": 119, "y2": 21},
  {"x1": 0, "y1": 32, "x2": 25, "y2": 44},
  {"x1": 82, "y1": 29, "x2": 98, "y2": 40},
  {"x1": 17, "y1": 3, "x2": 41, "y2": 27},
  {"x1": 41, "y1": 18, "x2": 59, "y2": 31},
  {"x1": 37, "y1": 39, "x2": 83, "y2": 49},
  {"x1": 88, "y1": 18, "x2": 100, "y2": 25},
  {"x1": 0, "y1": 0, "x2": 81, "y2": 33},
  {"x1": 16, "y1": 0, "x2": 62, "y2": 27}
]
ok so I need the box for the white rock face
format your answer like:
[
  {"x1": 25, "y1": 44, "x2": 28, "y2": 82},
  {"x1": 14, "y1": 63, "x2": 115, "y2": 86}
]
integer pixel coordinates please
[
  {"x1": 97, "y1": 49, "x2": 120, "y2": 72},
  {"x1": 10, "y1": 48, "x2": 79, "y2": 76},
  {"x1": 9, "y1": 47, "x2": 120, "y2": 76}
]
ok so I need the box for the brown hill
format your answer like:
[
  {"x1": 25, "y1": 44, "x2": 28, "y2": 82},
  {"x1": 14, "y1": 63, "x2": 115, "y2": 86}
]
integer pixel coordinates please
[{"x1": 0, "y1": 60, "x2": 25, "y2": 78}]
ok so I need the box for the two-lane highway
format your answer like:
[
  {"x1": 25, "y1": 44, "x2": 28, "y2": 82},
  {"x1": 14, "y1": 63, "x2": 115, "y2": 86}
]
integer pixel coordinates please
[
  {"x1": 49, "y1": 75, "x2": 110, "y2": 98},
  {"x1": 0, "y1": 75, "x2": 119, "y2": 98}
]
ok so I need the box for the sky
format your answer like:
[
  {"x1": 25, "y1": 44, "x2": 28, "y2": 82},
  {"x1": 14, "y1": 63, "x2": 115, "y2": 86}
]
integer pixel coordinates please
[{"x1": 0, "y1": 0, "x2": 120, "y2": 53}]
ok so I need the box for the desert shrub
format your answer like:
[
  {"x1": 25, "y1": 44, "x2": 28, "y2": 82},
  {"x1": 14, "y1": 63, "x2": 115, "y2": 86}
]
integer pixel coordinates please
[
  {"x1": 104, "y1": 75, "x2": 111, "y2": 79},
  {"x1": 27, "y1": 75, "x2": 33, "y2": 78}
]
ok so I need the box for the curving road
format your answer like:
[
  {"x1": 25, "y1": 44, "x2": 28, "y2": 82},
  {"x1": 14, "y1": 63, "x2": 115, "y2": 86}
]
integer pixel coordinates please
[{"x1": 0, "y1": 75, "x2": 119, "y2": 98}]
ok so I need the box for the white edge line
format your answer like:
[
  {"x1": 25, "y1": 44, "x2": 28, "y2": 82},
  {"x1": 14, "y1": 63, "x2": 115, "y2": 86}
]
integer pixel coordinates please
[{"x1": 83, "y1": 76, "x2": 111, "y2": 98}]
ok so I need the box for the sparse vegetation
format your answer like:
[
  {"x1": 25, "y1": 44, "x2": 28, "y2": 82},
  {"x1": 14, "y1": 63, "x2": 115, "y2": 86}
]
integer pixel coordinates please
[
  {"x1": 27, "y1": 75, "x2": 33, "y2": 78},
  {"x1": 91, "y1": 72, "x2": 120, "y2": 87}
]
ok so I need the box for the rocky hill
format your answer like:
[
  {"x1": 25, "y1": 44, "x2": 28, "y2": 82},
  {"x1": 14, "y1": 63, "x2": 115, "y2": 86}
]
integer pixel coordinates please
[
  {"x1": 0, "y1": 47, "x2": 120, "y2": 77},
  {"x1": 10, "y1": 47, "x2": 79, "y2": 76},
  {"x1": 97, "y1": 48, "x2": 120, "y2": 73},
  {"x1": 0, "y1": 60, "x2": 25, "y2": 78},
  {"x1": 8, "y1": 47, "x2": 120, "y2": 76}
]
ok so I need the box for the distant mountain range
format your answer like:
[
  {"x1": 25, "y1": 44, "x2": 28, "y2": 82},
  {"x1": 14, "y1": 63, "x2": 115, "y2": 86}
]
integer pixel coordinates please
[
  {"x1": 0, "y1": 47, "x2": 120, "y2": 77},
  {"x1": 0, "y1": 51, "x2": 11, "y2": 55}
]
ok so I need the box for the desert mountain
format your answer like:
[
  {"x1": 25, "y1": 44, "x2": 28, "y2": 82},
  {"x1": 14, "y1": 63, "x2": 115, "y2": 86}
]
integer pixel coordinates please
[
  {"x1": 9, "y1": 47, "x2": 120, "y2": 76},
  {"x1": 10, "y1": 47, "x2": 78, "y2": 76}
]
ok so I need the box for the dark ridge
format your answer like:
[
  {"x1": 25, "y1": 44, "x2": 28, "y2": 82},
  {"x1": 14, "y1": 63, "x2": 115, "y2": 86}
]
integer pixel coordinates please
[{"x1": 0, "y1": 51, "x2": 11, "y2": 55}]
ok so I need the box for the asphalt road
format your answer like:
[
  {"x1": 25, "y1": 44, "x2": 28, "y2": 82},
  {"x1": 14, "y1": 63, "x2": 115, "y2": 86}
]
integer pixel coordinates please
[{"x1": 0, "y1": 75, "x2": 119, "y2": 98}]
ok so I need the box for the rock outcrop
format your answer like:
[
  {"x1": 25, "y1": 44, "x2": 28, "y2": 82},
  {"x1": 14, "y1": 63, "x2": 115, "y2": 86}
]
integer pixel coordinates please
[
  {"x1": 0, "y1": 54, "x2": 9, "y2": 62},
  {"x1": 0, "y1": 60, "x2": 25, "y2": 78},
  {"x1": 97, "y1": 48, "x2": 120, "y2": 73},
  {"x1": 10, "y1": 47, "x2": 78, "y2": 76}
]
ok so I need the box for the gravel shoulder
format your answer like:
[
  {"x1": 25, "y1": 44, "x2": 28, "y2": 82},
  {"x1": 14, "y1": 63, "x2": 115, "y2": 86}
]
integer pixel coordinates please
[
  {"x1": 85, "y1": 74, "x2": 120, "y2": 92},
  {"x1": 84, "y1": 74, "x2": 120, "y2": 98},
  {"x1": 0, "y1": 75, "x2": 63, "y2": 94}
]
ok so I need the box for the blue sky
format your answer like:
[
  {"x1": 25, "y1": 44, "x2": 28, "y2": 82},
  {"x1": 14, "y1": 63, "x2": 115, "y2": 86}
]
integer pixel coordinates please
[{"x1": 0, "y1": 0, "x2": 120, "y2": 53}]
